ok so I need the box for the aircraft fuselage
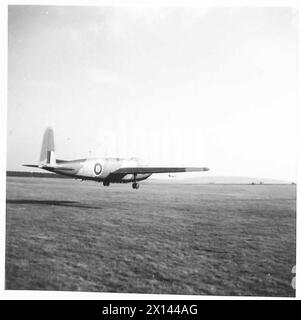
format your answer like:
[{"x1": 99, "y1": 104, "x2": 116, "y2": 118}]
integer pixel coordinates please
[{"x1": 45, "y1": 157, "x2": 151, "y2": 184}]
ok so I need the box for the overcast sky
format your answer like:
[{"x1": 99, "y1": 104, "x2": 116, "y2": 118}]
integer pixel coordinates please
[{"x1": 7, "y1": 6, "x2": 297, "y2": 181}]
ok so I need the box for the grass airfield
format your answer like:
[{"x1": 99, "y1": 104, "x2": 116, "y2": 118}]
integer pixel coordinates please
[{"x1": 5, "y1": 177, "x2": 296, "y2": 296}]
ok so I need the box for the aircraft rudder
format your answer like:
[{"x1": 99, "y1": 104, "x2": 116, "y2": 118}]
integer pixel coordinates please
[{"x1": 39, "y1": 127, "x2": 56, "y2": 165}]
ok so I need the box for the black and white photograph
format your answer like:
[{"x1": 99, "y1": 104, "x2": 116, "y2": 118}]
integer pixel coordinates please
[{"x1": 4, "y1": 3, "x2": 297, "y2": 298}]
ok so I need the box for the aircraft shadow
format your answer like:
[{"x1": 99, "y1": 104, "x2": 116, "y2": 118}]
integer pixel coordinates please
[{"x1": 6, "y1": 199, "x2": 101, "y2": 210}]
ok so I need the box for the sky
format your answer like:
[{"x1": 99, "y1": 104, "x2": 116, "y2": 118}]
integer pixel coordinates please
[{"x1": 7, "y1": 5, "x2": 297, "y2": 181}]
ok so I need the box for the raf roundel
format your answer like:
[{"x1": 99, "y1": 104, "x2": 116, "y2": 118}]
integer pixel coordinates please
[{"x1": 94, "y1": 163, "x2": 103, "y2": 175}]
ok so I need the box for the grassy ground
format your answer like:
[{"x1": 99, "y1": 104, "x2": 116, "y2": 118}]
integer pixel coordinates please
[{"x1": 5, "y1": 177, "x2": 296, "y2": 296}]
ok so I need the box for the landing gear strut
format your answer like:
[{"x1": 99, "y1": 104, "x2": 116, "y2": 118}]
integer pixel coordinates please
[
  {"x1": 132, "y1": 173, "x2": 139, "y2": 189},
  {"x1": 132, "y1": 182, "x2": 139, "y2": 189}
]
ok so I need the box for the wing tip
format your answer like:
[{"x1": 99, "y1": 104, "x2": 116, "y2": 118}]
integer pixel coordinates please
[{"x1": 186, "y1": 167, "x2": 210, "y2": 172}]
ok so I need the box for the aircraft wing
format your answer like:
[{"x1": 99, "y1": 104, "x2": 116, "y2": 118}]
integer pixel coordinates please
[
  {"x1": 112, "y1": 167, "x2": 209, "y2": 174},
  {"x1": 104, "y1": 172, "x2": 128, "y2": 182}
]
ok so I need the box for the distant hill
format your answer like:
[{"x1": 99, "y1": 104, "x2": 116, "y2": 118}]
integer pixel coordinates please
[
  {"x1": 7, "y1": 171, "x2": 294, "y2": 185},
  {"x1": 148, "y1": 175, "x2": 293, "y2": 185}
]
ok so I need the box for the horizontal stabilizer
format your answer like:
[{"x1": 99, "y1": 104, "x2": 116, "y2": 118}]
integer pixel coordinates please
[
  {"x1": 43, "y1": 165, "x2": 75, "y2": 171},
  {"x1": 23, "y1": 164, "x2": 40, "y2": 168},
  {"x1": 23, "y1": 164, "x2": 75, "y2": 171}
]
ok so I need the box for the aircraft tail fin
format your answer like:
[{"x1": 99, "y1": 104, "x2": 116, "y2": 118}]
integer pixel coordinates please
[{"x1": 39, "y1": 127, "x2": 56, "y2": 165}]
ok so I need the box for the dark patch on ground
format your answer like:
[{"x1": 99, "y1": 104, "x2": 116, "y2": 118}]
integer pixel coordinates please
[{"x1": 6, "y1": 199, "x2": 101, "y2": 209}]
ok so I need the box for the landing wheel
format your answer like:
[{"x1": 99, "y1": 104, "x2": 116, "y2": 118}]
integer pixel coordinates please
[
  {"x1": 103, "y1": 181, "x2": 110, "y2": 187},
  {"x1": 132, "y1": 182, "x2": 139, "y2": 189}
]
